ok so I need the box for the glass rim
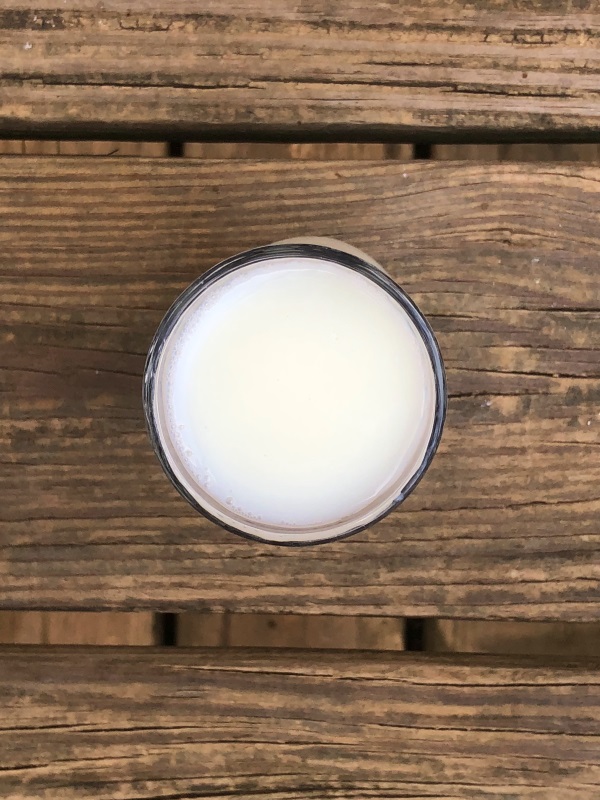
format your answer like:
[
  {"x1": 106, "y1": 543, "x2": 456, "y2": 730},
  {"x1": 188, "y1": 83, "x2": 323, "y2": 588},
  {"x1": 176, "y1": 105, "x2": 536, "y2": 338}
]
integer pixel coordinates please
[{"x1": 143, "y1": 242, "x2": 447, "y2": 546}]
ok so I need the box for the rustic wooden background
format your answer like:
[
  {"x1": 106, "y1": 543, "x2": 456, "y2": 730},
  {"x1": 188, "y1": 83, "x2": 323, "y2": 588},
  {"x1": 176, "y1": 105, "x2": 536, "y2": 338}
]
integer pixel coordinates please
[
  {"x1": 2, "y1": 4, "x2": 600, "y2": 795},
  {"x1": 1, "y1": 137, "x2": 598, "y2": 656}
]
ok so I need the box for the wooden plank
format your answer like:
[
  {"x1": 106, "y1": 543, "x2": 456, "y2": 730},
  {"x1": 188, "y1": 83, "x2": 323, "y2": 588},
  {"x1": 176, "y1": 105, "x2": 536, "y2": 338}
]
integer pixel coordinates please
[
  {"x1": 178, "y1": 142, "x2": 410, "y2": 650},
  {"x1": 0, "y1": 157, "x2": 598, "y2": 619},
  {"x1": 58, "y1": 141, "x2": 168, "y2": 156},
  {"x1": 178, "y1": 613, "x2": 405, "y2": 649},
  {"x1": 0, "y1": 139, "x2": 162, "y2": 644},
  {"x1": 2, "y1": 647, "x2": 600, "y2": 798},
  {"x1": 2, "y1": 2, "x2": 600, "y2": 139},
  {"x1": 3, "y1": 140, "x2": 169, "y2": 156},
  {"x1": 423, "y1": 141, "x2": 600, "y2": 656},
  {"x1": 177, "y1": 612, "x2": 230, "y2": 647},
  {"x1": 22, "y1": 139, "x2": 59, "y2": 155},
  {"x1": 0, "y1": 140, "x2": 22, "y2": 154},
  {"x1": 433, "y1": 144, "x2": 600, "y2": 160},
  {"x1": 9, "y1": 139, "x2": 408, "y2": 648},
  {"x1": 0, "y1": 611, "x2": 158, "y2": 644},
  {"x1": 184, "y1": 143, "x2": 413, "y2": 159},
  {"x1": 425, "y1": 620, "x2": 600, "y2": 657}
]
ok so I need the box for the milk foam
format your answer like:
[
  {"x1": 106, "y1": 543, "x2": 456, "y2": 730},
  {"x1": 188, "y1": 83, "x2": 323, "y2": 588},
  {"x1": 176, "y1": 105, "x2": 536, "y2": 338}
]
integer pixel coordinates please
[{"x1": 155, "y1": 256, "x2": 436, "y2": 536}]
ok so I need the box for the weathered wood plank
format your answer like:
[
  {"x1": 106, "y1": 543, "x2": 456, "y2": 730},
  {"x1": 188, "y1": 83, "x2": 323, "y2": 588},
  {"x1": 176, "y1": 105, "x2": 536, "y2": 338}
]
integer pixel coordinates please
[
  {"x1": 1, "y1": 647, "x2": 600, "y2": 798},
  {"x1": 433, "y1": 143, "x2": 600, "y2": 160},
  {"x1": 0, "y1": 611, "x2": 158, "y2": 644},
  {"x1": 0, "y1": 140, "x2": 169, "y2": 156},
  {"x1": 184, "y1": 143, "x2": 413, "y2": 159},
  {"x1": 2, "y1": 1, "x2": 600, "y2": 139},
  {"x1": 0, "y1": 140, "x2": 163, "y2": 644},
  {"x1": 0, "y1": 157, "x2": 598, "y2": 618},
  {"x1": 179, "y1": 142, "x2": 410, "y2": 650},
  {"x1": 58, "y1": 141, "x2": 168, "y2": 157},
  {"x1": 425, "y1": 619, "x2": 600, "y2": 656},
  {"x1": 422, "y1": 141, "x2": 600, "y2": 655},
  {"x1": 177, "y1": 612, "x2": 230, "y2": 647},
  {"x1": 178, "y1": 613, "x2": 405, "y2": 649},
  {"x1": 0, "y1": 140, "x2": 22, "y2": 154}
]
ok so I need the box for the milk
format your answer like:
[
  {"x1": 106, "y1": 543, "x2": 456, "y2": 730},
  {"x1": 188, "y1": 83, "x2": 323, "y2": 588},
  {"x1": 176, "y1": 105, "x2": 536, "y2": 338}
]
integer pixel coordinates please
[{"x1": 149, "y1": 246, "x2": 441, "y2": 544}]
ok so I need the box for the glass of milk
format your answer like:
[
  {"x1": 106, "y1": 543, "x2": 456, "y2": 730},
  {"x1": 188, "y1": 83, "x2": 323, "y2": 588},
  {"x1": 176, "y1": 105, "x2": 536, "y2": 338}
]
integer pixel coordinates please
[{"x1": 143, "y1": 239, "x2": 446, "y2": 545}]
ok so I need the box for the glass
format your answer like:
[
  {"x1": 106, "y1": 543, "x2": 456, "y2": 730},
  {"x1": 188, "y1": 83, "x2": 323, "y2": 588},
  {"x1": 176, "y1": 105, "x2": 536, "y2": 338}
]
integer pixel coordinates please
[{"x1": 143, "y1": 239, "x2": 446, "y2": 546}]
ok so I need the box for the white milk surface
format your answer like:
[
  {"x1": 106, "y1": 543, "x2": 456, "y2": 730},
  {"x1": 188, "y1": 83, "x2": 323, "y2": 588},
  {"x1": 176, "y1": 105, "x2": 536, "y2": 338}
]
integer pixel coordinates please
[{"x1": 158, "y1": 256, "x2": 436, "y2": 533}]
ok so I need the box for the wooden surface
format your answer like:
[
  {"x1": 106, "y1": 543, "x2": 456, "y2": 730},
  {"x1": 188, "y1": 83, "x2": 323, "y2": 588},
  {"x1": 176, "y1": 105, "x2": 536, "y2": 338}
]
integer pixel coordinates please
[
  {"x1": 0, "y1": 139, "x2": 408, "y2": 649},
  {"x1": 0, "y1": 139, "x2": 162, "y2": 645},
  {"x1": 183, "y1": 143, "x2": 410, "y2": 652},
  {"x1": 0, "y1": 611, "x2": 158, "y2": 644},
  {"x1": 178, "y1": 613, "x2": 405, "y2": 649},
  {"x1": 422, "y1": 141, "x2": 600, "y2": 655},
  {"x1": 1, "y1": 647, "x2": 600, "y2": 798},
  {"x1": 426, "y1": 620, "x2": 600, "y2": 656},
  {"x1": 1, "y1": 157, "x2": 598, "y2": 618},
  {"x1": 3, "y1": 2, "x2": 600, "y2": 139},
  {"x1": 433, "y1": 144, "x2": 600, "y2": 161},
  {"x1": 184, "y1": 143, "x2": 413, "y2": 159},
  {"x1": 0, "y1": 140, "x2": 169, "y2": 156}
]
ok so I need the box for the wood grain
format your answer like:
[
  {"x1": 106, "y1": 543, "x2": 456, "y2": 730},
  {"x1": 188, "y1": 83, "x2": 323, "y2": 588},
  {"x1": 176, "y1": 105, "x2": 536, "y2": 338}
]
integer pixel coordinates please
[
  {"x1": 0, "y1": 611, "x2": 158, "y2": 644},
  {"x1": 0, "y1": 139, "x2": 162, "y2": 644},
  {"x1": 0, "y1": 157, "x2": 598, "y2": 618},
  {"x1": 426, "y1": 142, "x2": 600, "y2": 655},
  {"x1": 178, "y1": 613, "x2": 405, "y2": 649},
  {"x1": 58, "y1": 141, "x2": 168, "y2": 157},
  {"x1": 2, "y1": 1, "x2": 600, "y2": 139},
  {"x1": 184, "y1": 143, "x2": 413, "y2": 159},
  {"x1": 425, "y1": 619, "x2": 600, "y2": 656},
  {"x1": 1, "y1": 646, "x2": 600, "y2": 798},
  {"x1": 1, "y1": 139, "x2": 408, "y2": 647},
  {"x1": 1, "y1": 140, "x2": 169, "y2": 156},
  {"x1": 0, "y1": 140, "x2": 22, "y2": 154},
  {"x1": 180, "y1": 142, "x2": 410, "y2": 651},
  {"x1": 433, "y1": 144, "x2": 600, "y2": 160}
]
